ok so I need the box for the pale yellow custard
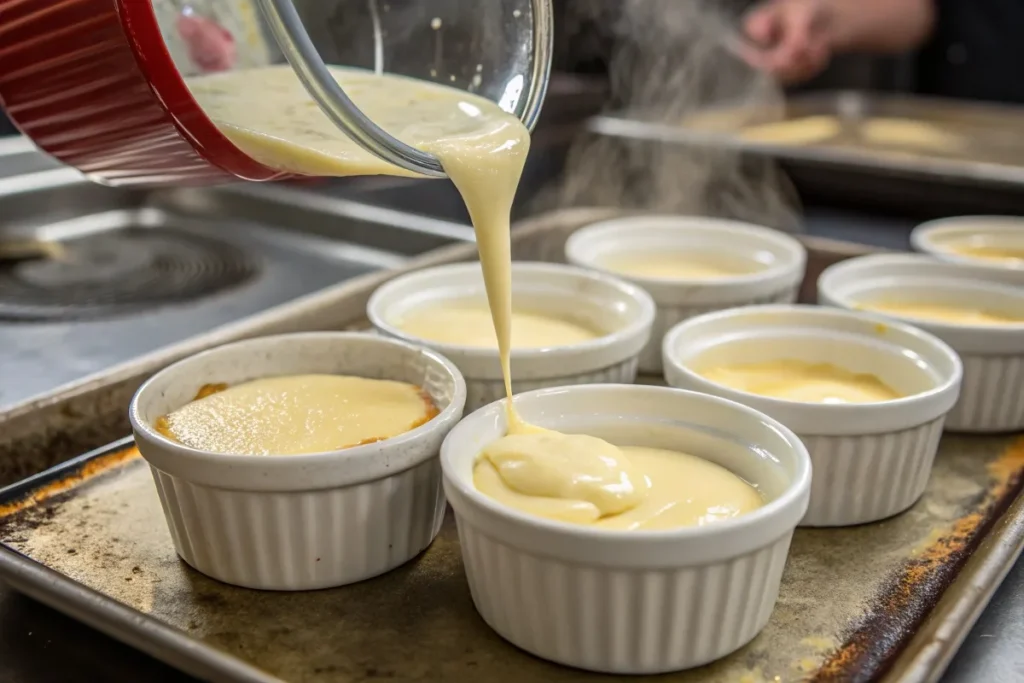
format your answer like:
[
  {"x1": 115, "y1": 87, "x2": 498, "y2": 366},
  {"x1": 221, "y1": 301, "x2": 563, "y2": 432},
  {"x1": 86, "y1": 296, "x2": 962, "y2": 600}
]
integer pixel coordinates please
[
  {"x1": 739, "y1": 115, "x2": 961, "y2": 152},
  {"x1": 700, "y1": 360, "x2": 902, "y2": 404},
  {"x1": 945, "y1": 243, "x2": 1024, "y2": 266},
  {"x1": 474, "y1": 436, "x2": 762, "y2": 530},
  {"x1": 158, "y1": 375, "x2": 437, "y2": 456},
  {"x1": 599, "y1": 252, "x2": 758, "y2": 279},
  {"x1": 740, "y1": 116, "x2": 841, "y2": 145},
  {"x1": 188, "y1": 66, "x2": 529, "y2": 181},
  {"x1": 859, "y1": 118, "x2": 962, "y2": 152},
  {"x1": 396, "y1": 301, "x2": 600, "y2": 348},
  {"x1": 859, "y1": 301, "x2": 1024, "y2": 326}
]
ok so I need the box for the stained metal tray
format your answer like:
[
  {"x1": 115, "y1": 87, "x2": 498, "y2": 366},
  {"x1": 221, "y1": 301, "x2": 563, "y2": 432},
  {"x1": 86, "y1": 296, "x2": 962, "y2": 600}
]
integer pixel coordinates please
[
  {"x1": 0, "y1": 208, "x2": 1022, "y2": 683},
  {"x1": 588, "y1": 91, "x2": 1024, "y2": 188}
]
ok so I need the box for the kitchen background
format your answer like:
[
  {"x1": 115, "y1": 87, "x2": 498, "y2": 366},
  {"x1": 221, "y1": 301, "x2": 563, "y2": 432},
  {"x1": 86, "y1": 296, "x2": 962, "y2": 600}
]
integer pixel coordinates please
[{"x1": 0, "y1": 2, "x2": 1021, "y2": 683}]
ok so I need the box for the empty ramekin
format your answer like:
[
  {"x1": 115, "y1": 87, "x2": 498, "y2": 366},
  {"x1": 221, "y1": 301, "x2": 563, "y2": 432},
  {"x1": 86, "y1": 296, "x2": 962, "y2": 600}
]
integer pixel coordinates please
[
  {"x1": 441, "y1": 384, "x2": 811, "y2": 674},
  {"x1": 129, "y1": 332, "x2": 467, "y2": 591},
  {"x1": 911, "y1": 216, "x2": 1024, "y2": 284},
  {"x1": 662, "y1": 305, "x2": 962, "y2": 527},
  {"x1": 565, "y1": 215, "x2": 807, "y2": 374},
  {"x1": 819, "y1": 254, "x2": 1024, "y2": 433},
  {"x1": 367, "y1": 262, "x2": 655, "y2": 410}
]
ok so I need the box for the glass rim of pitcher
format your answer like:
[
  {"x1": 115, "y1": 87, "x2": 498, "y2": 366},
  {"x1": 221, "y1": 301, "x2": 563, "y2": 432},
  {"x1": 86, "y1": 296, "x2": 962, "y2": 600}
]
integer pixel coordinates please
[{"x1": 257, "y1": 0, "x2": 554, "y2": 178}]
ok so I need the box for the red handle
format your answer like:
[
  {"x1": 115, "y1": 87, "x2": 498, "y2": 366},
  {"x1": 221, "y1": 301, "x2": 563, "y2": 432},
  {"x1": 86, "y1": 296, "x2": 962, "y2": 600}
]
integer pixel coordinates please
[{"x1": 0, "y1": 0, "x2": 293, "y2": 186}]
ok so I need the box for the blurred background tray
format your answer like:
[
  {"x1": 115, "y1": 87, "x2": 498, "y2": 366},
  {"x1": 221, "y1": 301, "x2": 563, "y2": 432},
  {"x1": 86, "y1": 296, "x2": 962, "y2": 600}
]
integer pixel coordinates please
[{"x1": 588, "y1": 91, "x2": 1024, "y2": 217}]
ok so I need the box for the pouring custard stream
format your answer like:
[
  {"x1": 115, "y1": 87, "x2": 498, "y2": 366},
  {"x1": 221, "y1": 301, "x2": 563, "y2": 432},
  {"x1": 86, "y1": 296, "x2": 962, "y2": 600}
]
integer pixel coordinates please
[
  {"x1": 189, "y1": 64, "x2": 527, "y2": 411},
  {"x1": 188, "y1": 66, "x2": 760, "y2": 528}
]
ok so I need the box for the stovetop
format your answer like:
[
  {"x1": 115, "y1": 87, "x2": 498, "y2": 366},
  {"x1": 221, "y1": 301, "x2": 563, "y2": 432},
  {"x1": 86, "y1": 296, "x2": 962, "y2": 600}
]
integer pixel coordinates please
[
  {"x1": 0, "y1": 225, "x2": 261, "y2": 321},
  {"x1": 0, "y1": 169, "x2": 473, "y2": 412}
]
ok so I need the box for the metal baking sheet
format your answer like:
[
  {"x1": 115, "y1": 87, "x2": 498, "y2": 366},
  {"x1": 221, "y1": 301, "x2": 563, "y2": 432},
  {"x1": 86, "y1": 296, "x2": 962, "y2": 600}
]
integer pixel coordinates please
[
  {"x1": 1, "y1": 422, "x2": 1023, "y2": 683},
  {"x1": 588, "y1": 91, "x2": 1024, "y2": 187},
  {"x1": 0, "y1": 207, "x2": 1021, "y2": 683}
]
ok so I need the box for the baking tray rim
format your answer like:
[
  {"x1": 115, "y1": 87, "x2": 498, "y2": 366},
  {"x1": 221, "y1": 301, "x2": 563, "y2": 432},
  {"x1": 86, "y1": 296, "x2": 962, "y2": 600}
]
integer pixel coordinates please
[
  {"x1": 0, "y1": 437, "x2": 281, "y2": 683},
  {"x1": 586, "y1": 115, "x2": 1024, "y2": 187},
  {"x1": 587, "y1": 88, "x2": 1024, "y2": 187},
  {"x1": 884, "y1": 491, "x2": 1024, "y2": 683}
]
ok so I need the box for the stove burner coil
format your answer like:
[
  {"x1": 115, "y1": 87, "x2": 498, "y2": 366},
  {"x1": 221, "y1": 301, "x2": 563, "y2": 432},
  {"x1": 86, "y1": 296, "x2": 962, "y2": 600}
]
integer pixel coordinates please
[{"x1": 0, "y1": 229, "x2": 260, "y2": 321}]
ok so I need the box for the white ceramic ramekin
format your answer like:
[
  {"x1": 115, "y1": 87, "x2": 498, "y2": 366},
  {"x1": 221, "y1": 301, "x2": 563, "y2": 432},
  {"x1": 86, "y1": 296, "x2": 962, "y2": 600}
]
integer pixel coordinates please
[
  {"x1": 662, "y1": 305, "x2": 962, "y2": 527},
  {"x1": 129, "y1": 332, "x2": 467, "y2": 591},
  {"x1": 367, "y1": 262, "x2": 656, "y2": 410},
  {"x1": 441, "y1": 384, "x2": 811, "y2": 674},
  {"x1": 565, "y1": 215, "x2": 807, "y2": 374},
  {"x1": 911, "y1": 216, "x2": 1024, "y2": 285},
  {"x1": 819, "y1": 254, "x2": 1024, "y2": 433}
]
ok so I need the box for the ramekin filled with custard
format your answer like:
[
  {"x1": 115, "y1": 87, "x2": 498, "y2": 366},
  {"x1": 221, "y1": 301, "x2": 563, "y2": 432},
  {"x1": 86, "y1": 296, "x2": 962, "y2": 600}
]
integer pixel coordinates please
[
  {"x1": 911, "y1": 216, "x2": 1024, "y2": 284},
  {"x1": 663, "y1": 305, "x2": 962, "y2": 527},
  {"x1": 129, "y1": 332, "x2": 466, "y2": 591},
  {"x1": 441, "y1": 384, "x2": 811, "y2": 674},
  {"x1": 367, "y1": 262, "x2": 655, "y2": 410},
  {"x1": 565, "y1": 215, "x2": 807, "y2": 374},
  {"x1": 819, "y1": 254, "x2": 1024, "y2": 432}
]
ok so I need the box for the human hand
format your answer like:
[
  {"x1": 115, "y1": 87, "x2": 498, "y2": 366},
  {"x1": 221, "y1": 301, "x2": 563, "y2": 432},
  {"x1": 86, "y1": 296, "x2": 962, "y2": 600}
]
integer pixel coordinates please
[
  {"x1": 740, "y1": 0, "x2": 835, "y2": 84},
  {"x1": 177, "y1": 14, "x2": 237, "y2": 73}
]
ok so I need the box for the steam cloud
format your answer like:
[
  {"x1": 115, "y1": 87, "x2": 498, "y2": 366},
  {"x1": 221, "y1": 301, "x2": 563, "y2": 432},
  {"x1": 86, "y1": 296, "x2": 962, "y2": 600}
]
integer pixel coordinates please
[{"x1": 543, "y1": 0, "x2": 801, "y2": 231}]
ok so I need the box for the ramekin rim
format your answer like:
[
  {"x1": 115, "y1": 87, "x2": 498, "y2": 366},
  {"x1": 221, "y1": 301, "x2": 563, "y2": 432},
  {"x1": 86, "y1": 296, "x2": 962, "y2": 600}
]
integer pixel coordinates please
[
  {"x1": 128, "y1": 331, "x2": 467, "y2": 473},
  {"x1": 660, "y1": 304, "x2": 963, "y2": 424},
  {"x1": 818, "y1": 253, "x2": 1024, "y2": 336},
  {"x1": 911, "y1": 217, "x2": 1024, "y2": 271},
  {"x1": 366, "y1": 261, "x2": 656, "y2": 363},
  {"x1": 564, "y1": 215, "x2": 808, "y2": 289},
  {"x1": 440, "y1": 383, "x2": 812, "y2": 544}
]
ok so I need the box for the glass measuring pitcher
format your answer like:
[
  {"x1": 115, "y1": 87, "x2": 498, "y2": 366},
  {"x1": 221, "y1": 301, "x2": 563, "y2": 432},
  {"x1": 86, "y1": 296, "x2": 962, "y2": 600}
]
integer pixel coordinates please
[{"x1": 0, "y1": 0, "x2": 553, "y2": 186}]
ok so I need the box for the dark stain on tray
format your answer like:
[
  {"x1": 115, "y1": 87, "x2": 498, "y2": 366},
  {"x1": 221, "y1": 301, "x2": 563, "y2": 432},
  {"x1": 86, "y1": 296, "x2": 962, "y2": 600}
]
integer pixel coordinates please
[
  {"x1": 0, "y1": 377, "x2": 140, "y2": 488},
  {"x1": 0, "y1": 444, "x2": 139, "y2": 529},
  {"x1": 2, "y1": 436, "x2": 1024, "y2": 682},
  {"x1": 812, "y1": 437, "x2": 1024, "y2": 682}
]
